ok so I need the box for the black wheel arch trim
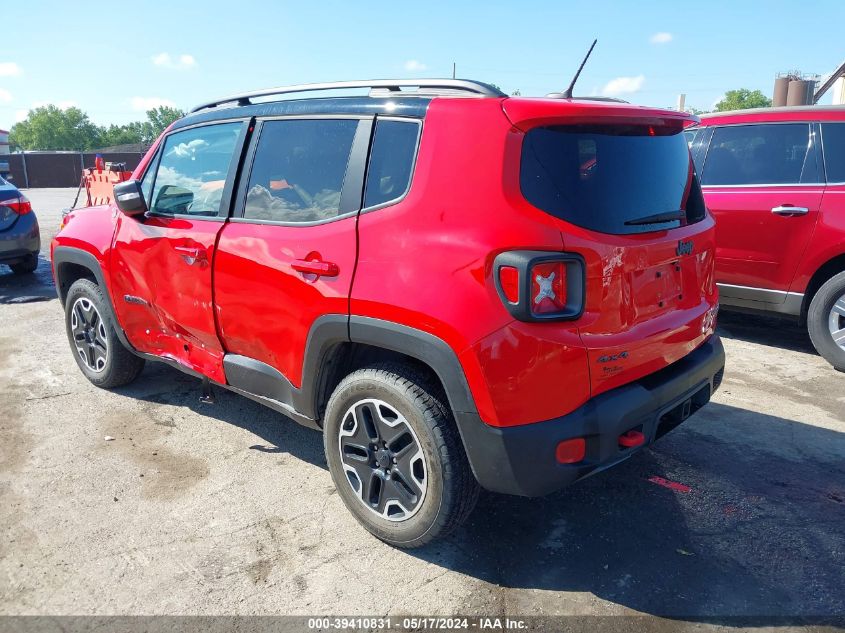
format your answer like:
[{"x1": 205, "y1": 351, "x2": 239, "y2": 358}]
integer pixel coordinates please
[
  {"x1": 52, "y1": 246, "x2": 136, "y2": 353},
  {"x1": 344, "y1": 316, "x2": 478, "y2": 416}
]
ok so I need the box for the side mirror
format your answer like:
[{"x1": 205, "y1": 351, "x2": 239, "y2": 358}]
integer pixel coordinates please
[{"x1": 113, "y1": 180, "x2": 148, "y2": 217}]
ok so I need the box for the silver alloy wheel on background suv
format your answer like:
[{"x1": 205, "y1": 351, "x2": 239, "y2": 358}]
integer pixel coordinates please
[
  {"x1": 829, "y1": 294, "x2": 845, "y2": 352},
  {"x1": 70, "y1": 297, "x2": 109, "y2": 373},
  {"x1": 338, "y1": 398, "x2": 427, "y2": 521}
]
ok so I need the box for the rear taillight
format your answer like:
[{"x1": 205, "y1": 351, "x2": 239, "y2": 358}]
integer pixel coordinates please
[
  {"x1": 531, "y1": 261, "x2": 567, "y2": 315},
  {"x1": 4, "y1": 195, "x2": 33, "y2": 215},
  {"x1": 494, "y1": 251, "x2": 584, "y2": 322}
]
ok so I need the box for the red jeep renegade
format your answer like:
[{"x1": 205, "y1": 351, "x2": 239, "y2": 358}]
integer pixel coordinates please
[
  {"x1": 52, "y1": 79, "x2": 724, "y2": 547},
  {"x1": 688, "y1": 106, "x2": 845, "y2": 370}
]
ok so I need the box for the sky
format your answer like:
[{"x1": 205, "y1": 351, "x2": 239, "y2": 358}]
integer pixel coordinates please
[{"x1": 1, "y1": 0, "x2": 843, "y2": 131}]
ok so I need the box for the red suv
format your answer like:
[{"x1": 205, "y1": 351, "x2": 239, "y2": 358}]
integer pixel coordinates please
[
  {"x1": 52, "y1": 80, "x2": 724, "y2": 547},
  {"x1": 688, "y1": 106, "x2": 845, "y2": 370}
]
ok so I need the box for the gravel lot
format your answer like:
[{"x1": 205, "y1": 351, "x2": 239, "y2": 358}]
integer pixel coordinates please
[{"x1": 1, "y1": 189, "x2": 844, "y2": 623}]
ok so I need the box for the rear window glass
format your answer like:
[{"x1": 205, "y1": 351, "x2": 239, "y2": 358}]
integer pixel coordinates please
[
  {"x1": 520, "y1": 124, "x2": 704, "y2": 234},
  {"x1": 364, "y1": 119, "x2": 419, "y2": 209},
  {"x1": 702, "y1": 123, "x2": 817, "y2": 186},
  {"x1": 822, "y1": 123, "x2": 845, "y2": 183}
]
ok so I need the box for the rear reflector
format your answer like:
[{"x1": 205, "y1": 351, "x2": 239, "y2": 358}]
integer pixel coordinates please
[
  {"x1": 498, "y1": 265, "x2": 520, "y2": 303},
  {"x1": 555, "y1": 438, "x2": 586, "y2": 464}
]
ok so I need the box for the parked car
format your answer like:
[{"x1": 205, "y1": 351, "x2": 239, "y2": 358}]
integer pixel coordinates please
[
  {"x1": 0, "y1": 174, "x2": 40, "y2": 275},
  {"x1": 687, "y1": 106, "x2": 845, "y2": 370},
  {"x1": 52, "y1": 79, "x2": 724, "y2": 547}
]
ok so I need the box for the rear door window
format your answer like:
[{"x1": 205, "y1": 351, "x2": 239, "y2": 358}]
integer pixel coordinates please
[
  {"x1": 822, "y1": 123, "x2": 845, "y2": 183},
  {"x1": 243, "y1": 119, "x2": 358, "y2": 223},
  {"x1": 520, "y1": 124, "x2": 705, "y2": 235},
  {"x1": 701, "y1": 123, "x2": 818, "y2": 186}
]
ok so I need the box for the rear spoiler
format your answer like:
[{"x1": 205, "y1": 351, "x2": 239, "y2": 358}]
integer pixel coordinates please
[{"x1": 502, "y1": 98, "x2": 698, "y2": 132}]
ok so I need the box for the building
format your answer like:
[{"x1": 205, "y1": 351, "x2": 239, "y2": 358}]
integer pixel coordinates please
[{"x1": 0, "y1": 129, "x2": 9, "y2": 155}]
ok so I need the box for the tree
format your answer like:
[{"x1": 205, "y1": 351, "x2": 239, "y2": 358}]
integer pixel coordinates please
[
  {"x1": 98, "y1": 122, "x2": 145, "y2": 148},
  {"x1": 145, "y1": 106, "x2": 185, "y2": 140},
  {"x1": 8, "y1": 103, "x2": 187, "y2": 151},
  {"x1": 9, "y1": 105, "x2": 100, "y2": 150},
  {"x1": 511, "y1": 89, "x2": 522, "y2": 96},
  {"x1": 713, "y1": 89, "x2": 771, "y2": 112}
]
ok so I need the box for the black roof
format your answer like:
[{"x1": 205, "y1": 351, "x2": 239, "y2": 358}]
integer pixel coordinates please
[{"x1": 173, "y1": 96, "x2": 433, "y2": 131}]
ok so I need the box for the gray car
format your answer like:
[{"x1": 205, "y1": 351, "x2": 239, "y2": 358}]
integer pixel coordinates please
[{"x1": 0, "y1": 175, "x2": 40, "y2": 274}]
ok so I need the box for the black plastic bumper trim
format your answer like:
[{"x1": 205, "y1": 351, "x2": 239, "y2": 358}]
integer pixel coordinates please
[{"x1": 454, "y1": 336, "x2": 726, "y2": 497}]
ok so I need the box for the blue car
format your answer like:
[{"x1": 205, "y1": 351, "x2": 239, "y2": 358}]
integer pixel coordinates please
[{"x1": 0, "y1": 175, "x2": 40, "y2": 275}]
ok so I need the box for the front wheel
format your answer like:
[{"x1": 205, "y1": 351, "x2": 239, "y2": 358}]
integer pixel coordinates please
[
  {"x1": 807, "y1": 271, "x2": 845, "y2": 372},
  {"x1": 64, "y1": 278, "x2": 145, "y2": 388},
  {"x1": 323, "y1": 364, "x2": 479, "y2": 548}
]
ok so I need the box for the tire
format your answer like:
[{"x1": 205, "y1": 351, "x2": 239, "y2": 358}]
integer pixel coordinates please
[
  {"x1": 807, "y1": 270, "x2": 845, "y2": 372},
  {"x1": 64, "y1": 278, "x2": 145, "y2": 388},
  {"x1": 10, "y1": 254, "x2": 38, "y2": 275},
  {"x1": 323, "y1": 363, "x2": 479, "y2": 548}
]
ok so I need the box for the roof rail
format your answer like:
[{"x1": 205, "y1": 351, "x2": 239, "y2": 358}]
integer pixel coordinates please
[{"x1": 190, "y1": 79, "x2": 506, "y2": 113}]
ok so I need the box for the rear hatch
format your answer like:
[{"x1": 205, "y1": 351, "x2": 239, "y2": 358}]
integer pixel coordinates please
[
  {"x1": 506, "y1": 99, "x2": 717, "y2": 396},
  {"x1": 0, "y1": 178, "x2": 22, "y2": 232}
]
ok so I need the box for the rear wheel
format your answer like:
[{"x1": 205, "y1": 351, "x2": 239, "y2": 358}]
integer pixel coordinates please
[
  {"x1": 807, "y1": 271, "x2": 845, "y2": 372},
  {"x1": 323, "y1": 363, "x2": 479, "y2": 548},
  {"x1": 10, "y1": 254, "x2": 38, "y2": 275},
  {"x1": 64, "y1": 279, "x2": 145, "y2": 388}
]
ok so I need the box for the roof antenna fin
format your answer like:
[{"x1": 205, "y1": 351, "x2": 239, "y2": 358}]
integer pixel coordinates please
[{"x1": 548, "y1": 39, "x2": 597, "y2": 99}]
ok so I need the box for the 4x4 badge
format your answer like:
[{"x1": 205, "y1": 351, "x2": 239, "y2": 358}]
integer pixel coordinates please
[{"x1": 677, "y1": 240, "x2": 694, "y2": 256}]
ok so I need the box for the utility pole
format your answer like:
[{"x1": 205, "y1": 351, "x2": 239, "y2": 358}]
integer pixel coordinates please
[
  {"x1": 677, "y1": 93, "x2": 686, "y2": 112},
  {"x1": 452, "y1": 62, "x2": 456, "y2": 79}
]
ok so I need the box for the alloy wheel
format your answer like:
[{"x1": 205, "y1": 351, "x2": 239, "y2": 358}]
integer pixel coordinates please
[
  {"x1": 829, "y1": 293, "x2": 845, "y2": 353},
  {"x1": 338, "y1": 398, "x2": 427, "y2": 521},
  {"x1": 70, "y1": 297, "x2": 109, "y2": 373}
]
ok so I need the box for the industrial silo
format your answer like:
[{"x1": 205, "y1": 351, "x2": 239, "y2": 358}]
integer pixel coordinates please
[
  {"x1": 787, "y1": 79, "x2": 811, "y2": 106},
  {"x1": 773, "y1": 76, "x2": 790, "y2": 106}
]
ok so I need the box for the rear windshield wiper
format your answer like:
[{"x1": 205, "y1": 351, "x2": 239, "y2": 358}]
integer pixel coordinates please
[{"x1": 624, "y1": 210, "x2": 685, "y2": 226}]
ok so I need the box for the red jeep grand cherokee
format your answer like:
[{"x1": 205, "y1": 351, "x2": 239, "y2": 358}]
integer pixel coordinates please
[
  {"x1": 52, "y1": 80, "x2": 724, "y2": 547},
  {"x1": 688, "y1": 106, "x2": 845, "y2": 370}
]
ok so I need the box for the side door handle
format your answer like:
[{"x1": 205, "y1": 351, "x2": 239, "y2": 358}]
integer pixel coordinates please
[
  {"x1": 771, "y1": 205, "x2": 809, "y2": 216},
  {"x1": 292, "y1": 259, "x2": 340, "y2": 278},
  {"x1": 174, "y1": 245, "x2": 207, "y2": 265}
]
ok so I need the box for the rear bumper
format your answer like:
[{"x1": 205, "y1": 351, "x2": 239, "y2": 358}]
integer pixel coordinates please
[
  {"x1": 0, "y1": 212, "x2": 40, "y2": 262},
  {"x1": 455, "y1": 336, "x2": 725, "y2": 497}
]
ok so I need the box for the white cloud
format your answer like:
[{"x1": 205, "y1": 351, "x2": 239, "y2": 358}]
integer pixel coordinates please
[
  {"x1": 130, "y1": 96, "x2": 176, "y2": 111},
  {"x1": 0, "y1": 62, "x2": 23, "y2": 77},
  {"x1": 15, "y1": 109, "x2": 28, "y2": 122},
  {"x1": 650, "y1": 32, "x2": 673, "y2": 44},
  {"x1": 151, "y1": 53, "x2": 196, "y2": 70},
  {"x1": 0, "y1": 88, "x2": 12, "y2": 103},
  {"x1": 601, "y1": 75, "x2": 645, "y2": 96},
  {"x1": 403, "y1": 60, "x2": 427, "y2": 72}
]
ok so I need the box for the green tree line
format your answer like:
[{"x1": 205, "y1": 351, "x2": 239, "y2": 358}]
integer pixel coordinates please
[{"x1": 8, "y1": 105, "x2": 185, "y2": 151}]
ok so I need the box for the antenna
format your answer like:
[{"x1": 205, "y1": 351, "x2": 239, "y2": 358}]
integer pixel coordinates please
[{"x1": 548, "y1": 39, "x2": 597, "y2": 99}]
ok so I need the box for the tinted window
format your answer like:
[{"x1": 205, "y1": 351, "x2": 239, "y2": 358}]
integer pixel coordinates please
[
  {"x1": 364, "y1": 120, "x2": 419, "y2": 208},
  {"x1": 521, "y1": 124, "x2": 705, "y2": 235},
  {"x1": 244, "y1": 119, "x2": 358, "y2": 223},
  {"x1": 702, "y1": 123, "x2": 817, "y2": 186},
  {"x1": 149, "y1": 123, "x2": 241, "y2": 216},
  {"x1": 822, "y1": 123, "x2": 845, "y2": 183}
]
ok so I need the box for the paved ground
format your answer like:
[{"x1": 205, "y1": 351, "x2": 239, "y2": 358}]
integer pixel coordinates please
[{"x1": 1, "y1": 189, "x2": 844, "y2": 623}]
